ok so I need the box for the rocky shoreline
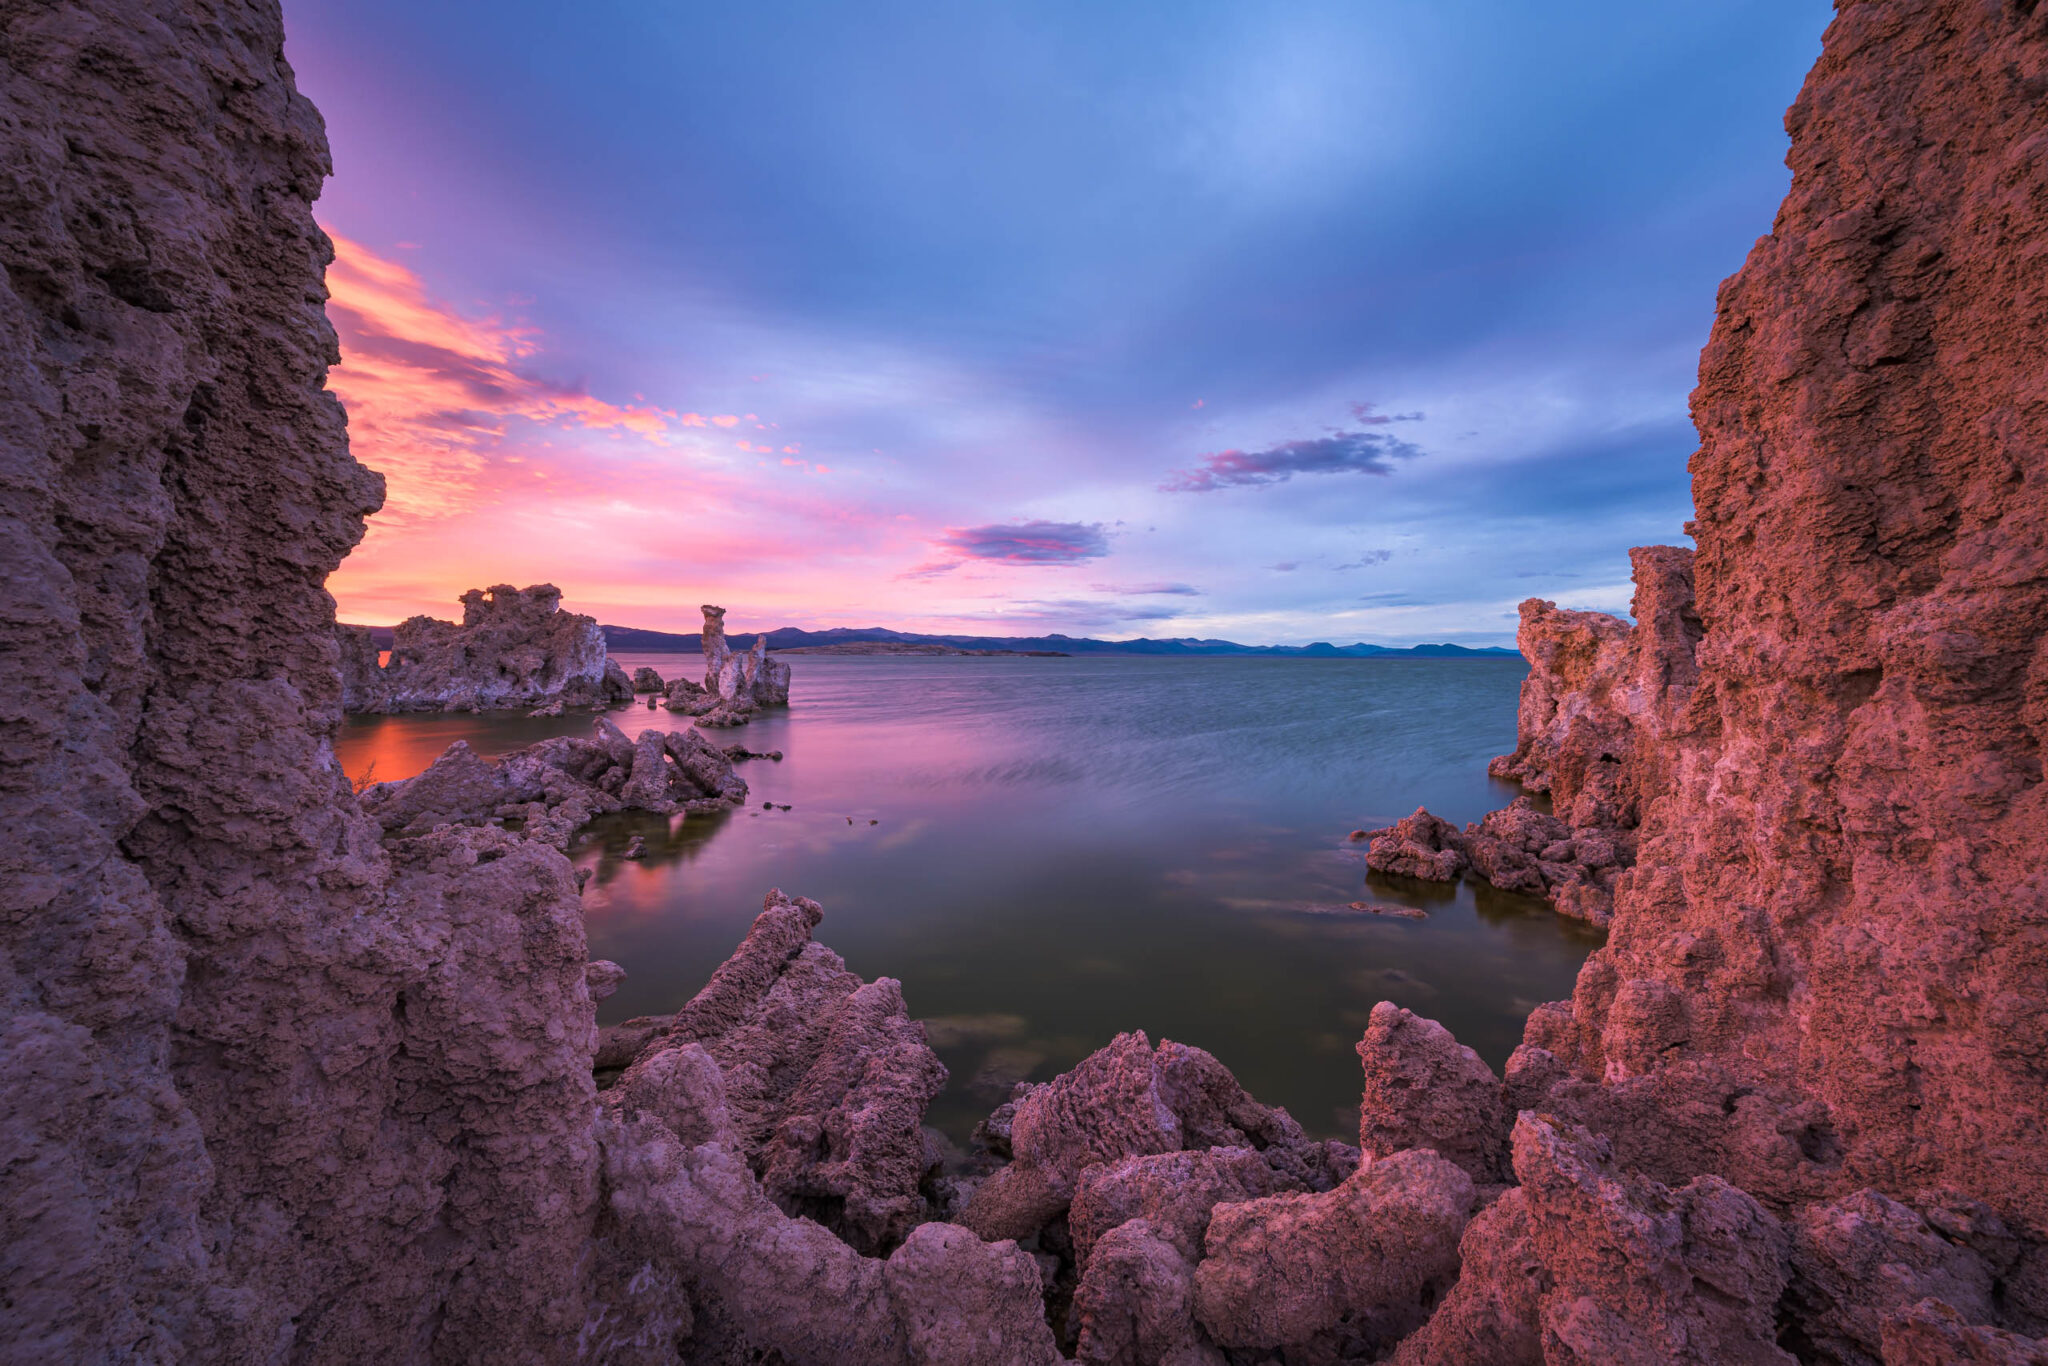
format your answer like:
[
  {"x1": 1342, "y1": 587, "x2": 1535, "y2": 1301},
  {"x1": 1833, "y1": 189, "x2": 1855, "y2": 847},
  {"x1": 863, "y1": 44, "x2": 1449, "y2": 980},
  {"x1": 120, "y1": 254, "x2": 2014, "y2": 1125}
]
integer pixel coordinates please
[
  {"x1": 7, "y1": 1, "x2": 2047, "y2": 1363},
  {"x1": 1355, "y1": 545, "x2": 1701, "y2": 928}
]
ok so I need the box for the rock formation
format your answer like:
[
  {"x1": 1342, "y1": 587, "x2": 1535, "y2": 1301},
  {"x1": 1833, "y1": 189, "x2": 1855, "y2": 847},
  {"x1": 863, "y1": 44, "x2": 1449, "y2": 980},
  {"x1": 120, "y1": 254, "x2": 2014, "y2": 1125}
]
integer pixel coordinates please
[
  {"x1": 341, "y1": 584, "x2": 634, "y2": 713},
  {"x1": 11, "y1": 0, "x2": 2048, "y2": 1361},
  {"x1": 701, "y1": 603, "x2": 791, "y2": 721},
  {"x1": 1356, "y1": 548, "x2": 1697, "y2": 925},
  {"x1": 631, "y1": 665, "x2": 667, "y2": 694}
]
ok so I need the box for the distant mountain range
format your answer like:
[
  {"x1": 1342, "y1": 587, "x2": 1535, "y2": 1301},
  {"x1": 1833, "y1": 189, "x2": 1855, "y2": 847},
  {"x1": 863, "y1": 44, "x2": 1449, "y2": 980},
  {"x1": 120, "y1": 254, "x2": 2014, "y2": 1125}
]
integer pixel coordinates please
[
  {"x1": 341, "y1": 620, "x2": 1519, "y2": 658},
  {"x1": 599, "y1": 624, "x2": 1521, "y2": 659}
]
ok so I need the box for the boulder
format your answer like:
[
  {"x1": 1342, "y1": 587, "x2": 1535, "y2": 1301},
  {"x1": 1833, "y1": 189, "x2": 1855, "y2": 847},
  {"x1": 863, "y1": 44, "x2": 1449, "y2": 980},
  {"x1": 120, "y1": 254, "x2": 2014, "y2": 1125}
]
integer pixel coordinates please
[
  {"x1": 1192, "y1": 1148, "x2": 1477, "y2": 1363},
  {"x1": 1355, "y1": 1002, "x2": 1510, "y2": 1182},
  {"x1": 1360, "y1": 806, "x2": 1468, "y2": 882}
]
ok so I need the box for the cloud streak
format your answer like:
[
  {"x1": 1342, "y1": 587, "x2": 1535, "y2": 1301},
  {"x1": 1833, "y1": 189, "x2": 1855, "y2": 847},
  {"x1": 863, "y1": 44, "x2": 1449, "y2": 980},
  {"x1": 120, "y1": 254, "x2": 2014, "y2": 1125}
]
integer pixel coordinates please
[
  {"x1": 1162, "y1": 428, "x2": 1423, "y2": 492},
  {"x1": 936, "y1": 520, "x2": 1110, "y2": 564}
]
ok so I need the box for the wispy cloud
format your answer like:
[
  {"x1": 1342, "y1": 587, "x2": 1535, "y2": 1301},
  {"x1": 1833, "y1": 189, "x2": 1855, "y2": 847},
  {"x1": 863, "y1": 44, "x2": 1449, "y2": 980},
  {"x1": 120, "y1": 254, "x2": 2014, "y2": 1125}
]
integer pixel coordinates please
[
  {"x1": 936, "y1": 520, "x2": 1111, "y2": 564},
  {"x1": 1162, "y1": 427, "x2": 1423, "y2": 492},
  {"x1": 322, "y1": 231, "x2": 689, "y2": 525},
  {"x1": 1348, "y1": 402, "x2": 1425, "y2": 426},
  {"x1": 1090, "y1": 581, "x2": 1203, "y2": 596},
  {"x1": 1336, "y1": 549, "x2": 1393, "y2": 569}
]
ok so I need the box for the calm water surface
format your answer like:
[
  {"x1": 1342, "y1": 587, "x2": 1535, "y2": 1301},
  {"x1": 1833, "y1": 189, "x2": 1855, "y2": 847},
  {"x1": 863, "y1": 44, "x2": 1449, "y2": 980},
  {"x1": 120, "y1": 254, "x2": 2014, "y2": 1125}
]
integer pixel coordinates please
[{"x1": 337, "y1": 654, "x2": 1599, "y2": 1144}]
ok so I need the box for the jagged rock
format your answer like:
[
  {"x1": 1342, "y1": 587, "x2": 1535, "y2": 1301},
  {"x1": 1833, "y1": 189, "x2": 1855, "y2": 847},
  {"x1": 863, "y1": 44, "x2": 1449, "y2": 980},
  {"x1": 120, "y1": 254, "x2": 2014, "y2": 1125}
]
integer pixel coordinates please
[
  {"x1": 1387, "y1": 1187, "x2": 1546, "y2": 1366},
  {"x1": 958, "y1": 1032, "x2": 1352, "y2": 1242},
  {"x1": 601, "y1": 656, "x2": 634, "y2": 703},
  {"x1": 1355, "y1": 1001, "x2": 1509, "y2": 1182},
  {"x1": 884, "y1": 1222, "x2": 1064, "y2": 1366},
  {"x1": 663, "y1": 675, "x2": 718, "y2": 715},
  {"x1": 1784, "y1": 1188, "x2": 2003, "y2": 1365},
  {"x1": 1073, "y1": 1219, "x2": 1225, "y2": 1366},
  {"x1": 1192, "y1": 1148, "x2": 1477, "y2": 1363},
  {"x1": 0, "y1": 7, "x2": 614, "y2": 1354},
  {"x1": 703, "y1": 603, "x2": 792, "y2": 709},
  {"x1": 1881, "y1": 1298, "x2": 2048, "y2": 1365},
  {"x1": 596, "y1": 1014, "x2": 675, "y2": 1071},
  {"x1": 355, "y1": 720, "x2": 746, "y2": 850},
  {"x1": 1460, "y1": 796, "x2": 1620, "y2": 926},
  {"x1": 631, "y1": 665, "x2": 666, "y2": 694},
  {"x1": 1071, "y1": 1147, "x2": 1306, "y2": 1270},
  {"x1": 1488, "y1": 545, "x2": 1700, "y2": 835},
  {"x1": 1399, "y1": 1114, "x2": 1793, "y2": 1364},
  {"x1": 1460, "y1": 546, "x2": 1700, "y2": 924},
  {"x1": 1359, "y1": 806, "x2": 1468, "y2": 882},
  {"x1": 339, "y1": 584, "x2": 624, "y2": 713},
  {"x1": 619, "y1": 891, "x2": 949, "y2": 1255}
]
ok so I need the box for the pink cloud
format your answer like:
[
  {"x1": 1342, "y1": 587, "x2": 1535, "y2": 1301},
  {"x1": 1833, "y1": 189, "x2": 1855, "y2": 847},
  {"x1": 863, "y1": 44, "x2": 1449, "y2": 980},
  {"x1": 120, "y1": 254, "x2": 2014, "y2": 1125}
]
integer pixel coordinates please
[
  {"x1": 317, "y1": 234, "x2": 1145, "y2": 636},
  {"x1": 321, "y1": 230, "x2": 685, "y2": 525}
]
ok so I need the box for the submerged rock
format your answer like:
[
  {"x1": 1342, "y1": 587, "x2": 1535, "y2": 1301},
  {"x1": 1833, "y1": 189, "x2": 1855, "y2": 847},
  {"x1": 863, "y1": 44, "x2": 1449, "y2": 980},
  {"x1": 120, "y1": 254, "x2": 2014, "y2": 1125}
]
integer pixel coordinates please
[{"x1": 355, "y1": 718, "x2": 746, "y2": 850}]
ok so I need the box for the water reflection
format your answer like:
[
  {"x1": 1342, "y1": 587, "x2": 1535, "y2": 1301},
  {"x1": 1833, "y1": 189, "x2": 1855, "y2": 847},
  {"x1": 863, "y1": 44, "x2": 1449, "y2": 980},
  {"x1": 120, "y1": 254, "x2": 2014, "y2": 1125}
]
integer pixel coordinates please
[{"x1": 337, "y1": 652, "x2": 1599, "y2": 1144}]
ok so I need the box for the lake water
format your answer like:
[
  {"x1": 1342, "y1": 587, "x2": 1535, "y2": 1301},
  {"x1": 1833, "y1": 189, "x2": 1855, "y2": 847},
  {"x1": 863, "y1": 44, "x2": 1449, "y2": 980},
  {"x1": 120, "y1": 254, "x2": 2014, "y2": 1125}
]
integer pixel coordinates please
[{"x1": 336, "y1": 653, "x2": 1600, "y2": 1146}]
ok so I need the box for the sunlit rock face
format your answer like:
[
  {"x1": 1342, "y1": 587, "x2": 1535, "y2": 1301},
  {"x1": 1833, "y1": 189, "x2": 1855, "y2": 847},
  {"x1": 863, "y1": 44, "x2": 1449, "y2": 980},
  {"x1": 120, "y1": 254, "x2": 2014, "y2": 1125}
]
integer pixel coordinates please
[
  {"x1": 341, "y1": 583, "x2": 627, "y2": 713},
  {"x1": 1523, "y1": 0, "x2": 2048, "y2": 1295}
]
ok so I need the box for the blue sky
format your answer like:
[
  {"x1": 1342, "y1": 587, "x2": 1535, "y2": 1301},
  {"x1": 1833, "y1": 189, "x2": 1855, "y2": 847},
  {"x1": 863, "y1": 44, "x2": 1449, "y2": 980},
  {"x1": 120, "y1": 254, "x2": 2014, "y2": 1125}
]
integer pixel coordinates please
[{"x1": 292, "y1": 1, "x2": 1832, "y2": 644}]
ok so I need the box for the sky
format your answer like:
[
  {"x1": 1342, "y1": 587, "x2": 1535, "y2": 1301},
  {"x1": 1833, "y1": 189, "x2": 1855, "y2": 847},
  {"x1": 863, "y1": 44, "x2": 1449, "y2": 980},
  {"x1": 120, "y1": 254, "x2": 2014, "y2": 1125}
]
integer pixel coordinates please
[{"x1": 289, "y1": 1, "x2": 1833, "y2": 646}]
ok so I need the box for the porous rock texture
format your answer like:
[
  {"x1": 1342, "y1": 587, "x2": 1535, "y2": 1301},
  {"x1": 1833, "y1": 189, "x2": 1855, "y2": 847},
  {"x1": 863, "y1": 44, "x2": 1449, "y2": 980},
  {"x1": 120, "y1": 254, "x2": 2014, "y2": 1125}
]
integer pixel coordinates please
[
  {"x1": 1391, "y1": 1115, "x2": 1795, "y2": 1366},
  {"x1": 1355, "y1": 1001, "x2": 1509, "y2": 1182},
  {"x1": 603, "y1": 891, "x2": 952, "y2": 1258},
  {"x1": 355, "y1": 718, "x2": 747, "y2": 850},
  {"x1": 956, "y1": 1031, "x2": 1355, "y2": 1245},
  {"x1": 340, "y1": 584, "x2": 633, "y2": 714},
  {"x1": 0, "y1": 4, "x2": 602, "y2": 1359},
  {"x1": 1474, "y1": 0, "x2": 2048, "y2": 1349},
  {"x1": 1518, "y1": 0, "x2": 2048, "y2": 1262},
  {"x1": 1358, "y1": 806, "x2": 1467, "y2": 883}
]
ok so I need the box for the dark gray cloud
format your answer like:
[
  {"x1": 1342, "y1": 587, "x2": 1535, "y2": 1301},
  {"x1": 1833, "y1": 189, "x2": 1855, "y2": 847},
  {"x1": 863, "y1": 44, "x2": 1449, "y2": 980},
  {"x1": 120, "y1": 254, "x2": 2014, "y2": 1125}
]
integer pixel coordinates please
[
  {"x1": 1163, "y1": 429, "x2": 1423, "y2": 493},
  {"x1": 937, "y1": 520, "x2": 1110, "y2": 564},
  {"x1": 1348, "y1": 403, "x2": 1425, "y2": 426}
]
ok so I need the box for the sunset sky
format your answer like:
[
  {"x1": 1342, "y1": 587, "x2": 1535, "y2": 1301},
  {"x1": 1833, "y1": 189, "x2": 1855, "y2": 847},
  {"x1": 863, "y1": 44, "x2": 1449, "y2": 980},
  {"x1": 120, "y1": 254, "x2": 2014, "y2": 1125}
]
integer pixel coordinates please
[{"x1": 289, "y1": 1, "x2": 1831, "y2": 645}]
